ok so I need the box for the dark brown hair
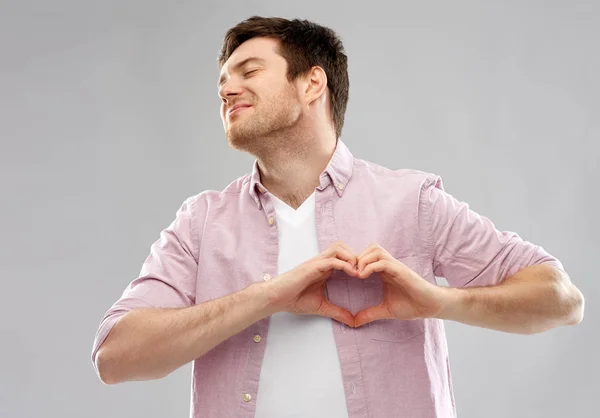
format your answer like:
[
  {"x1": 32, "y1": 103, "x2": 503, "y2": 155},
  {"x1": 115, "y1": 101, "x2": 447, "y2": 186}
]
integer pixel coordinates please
[{"x1": 218, "y1": 16, "x2": 350, "y2": 139}]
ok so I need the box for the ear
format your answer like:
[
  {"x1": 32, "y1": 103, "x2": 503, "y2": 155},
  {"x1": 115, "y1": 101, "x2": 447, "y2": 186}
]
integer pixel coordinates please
[{"x1": 302, "y1": 66, "x2": 328, "y2": 106}]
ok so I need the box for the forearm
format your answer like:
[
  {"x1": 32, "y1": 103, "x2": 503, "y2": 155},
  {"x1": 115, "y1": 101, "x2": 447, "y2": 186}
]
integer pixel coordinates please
[
  {"x1": 96, "y1": 282, "x2": 274, "y2": 384},
  {"x1": 437, "y1": 264, "x2": 584, "y2": 334}
]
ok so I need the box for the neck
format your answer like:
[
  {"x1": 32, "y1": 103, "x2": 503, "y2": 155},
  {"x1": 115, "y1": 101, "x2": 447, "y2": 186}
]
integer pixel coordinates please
[{"x1": 256, "y1": 132, "x2": 337, "y2": 210}]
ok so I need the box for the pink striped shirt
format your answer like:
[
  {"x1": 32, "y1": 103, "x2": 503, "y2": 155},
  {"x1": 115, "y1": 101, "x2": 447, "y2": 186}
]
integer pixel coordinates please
[{"x1": 91, "y1": 139, "x2": 563, "y2": 417}]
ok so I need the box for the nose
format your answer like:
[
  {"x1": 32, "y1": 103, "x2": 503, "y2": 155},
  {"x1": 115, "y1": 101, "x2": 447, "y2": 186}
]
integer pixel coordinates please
[{"x1": 218, "y1": 78, "x2": 242, "y2": 104}]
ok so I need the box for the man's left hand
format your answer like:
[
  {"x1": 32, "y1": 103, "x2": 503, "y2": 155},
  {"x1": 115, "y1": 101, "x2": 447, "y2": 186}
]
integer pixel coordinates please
[{"x1": 353, "y1": 244, "x2": 450, "y2": 328}]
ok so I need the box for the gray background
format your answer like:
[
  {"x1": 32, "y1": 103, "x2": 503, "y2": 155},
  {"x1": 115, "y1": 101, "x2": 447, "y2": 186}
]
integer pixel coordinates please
[{"x1": 1, "y1": 1, "x2": 598, "y2": 417}]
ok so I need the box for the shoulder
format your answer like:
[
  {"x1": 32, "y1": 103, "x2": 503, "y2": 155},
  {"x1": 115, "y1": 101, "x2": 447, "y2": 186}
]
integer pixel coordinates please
[
  {"x1": 352, "y1": 157, "x2": 444, "y2": 192},
  {"x1": 180, "y1": 172, "x2": 253, "y2": 215}
]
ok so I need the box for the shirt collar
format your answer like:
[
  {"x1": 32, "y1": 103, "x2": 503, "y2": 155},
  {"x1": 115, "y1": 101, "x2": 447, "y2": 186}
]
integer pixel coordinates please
[{"x1": 249, "y1": 138, "x2": 355, "y2": 209}]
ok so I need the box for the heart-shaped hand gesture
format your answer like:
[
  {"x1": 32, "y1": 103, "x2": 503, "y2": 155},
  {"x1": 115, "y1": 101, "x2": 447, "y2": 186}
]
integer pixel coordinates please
[
  {"x1": 353, "y1": 243, "x2": 447, "y2": 327},
  {"x1": 264, "y1": 241, "x2": 448, "y2": 328}
]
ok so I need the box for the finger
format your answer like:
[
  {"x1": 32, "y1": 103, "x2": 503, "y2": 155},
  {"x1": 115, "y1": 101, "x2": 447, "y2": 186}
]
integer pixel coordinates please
[
  {"x1": 356, "y1": 250, "x2": 383, "y2": 274},
  {"x1": 357, "y1": 259, "x2": 392, "y2": 279},
  {"x1": 354, "y1": 304, "x2": 393, "y2": 328},
  {"x1": 321, "y1": 245, "x2": 357, "y2": 268},
  {"x1": 356, "y1": 242, "x2": 381, "y2": 260},
  {"x1": 312, "y1": 258, "x2": 357, "y2": 282},
  {"x1": 330, "y1": 240, "x2": 356, "y2": 256},
  {"x1": 335, "y1": 247, "x2": 358, "y2": 268},
  {"x1": 316, "y1": 300, "x2": 356, "y2": 328}
]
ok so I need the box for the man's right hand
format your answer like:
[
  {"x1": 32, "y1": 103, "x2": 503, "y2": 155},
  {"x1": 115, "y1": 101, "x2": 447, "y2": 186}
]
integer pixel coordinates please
[
  {"x1": 94, "y1": 242, "x2": 359, "y2": 385},
  {"x1": 264, "y1": 241, "x2": 358, "y2": 327}
]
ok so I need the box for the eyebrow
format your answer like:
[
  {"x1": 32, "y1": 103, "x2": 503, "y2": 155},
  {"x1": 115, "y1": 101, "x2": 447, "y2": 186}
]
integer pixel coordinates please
[{"x1": 218, "y1": 57, "x2": 266, "y2": 86}]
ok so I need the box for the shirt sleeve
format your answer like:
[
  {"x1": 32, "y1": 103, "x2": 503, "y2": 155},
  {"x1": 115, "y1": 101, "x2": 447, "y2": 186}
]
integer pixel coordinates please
[
  {"x1": 91, "y1": 195, "x2": 201, "y2": 374},
  {"x1": 419, "y1": 173, "x2": 564, "y2": 288}
]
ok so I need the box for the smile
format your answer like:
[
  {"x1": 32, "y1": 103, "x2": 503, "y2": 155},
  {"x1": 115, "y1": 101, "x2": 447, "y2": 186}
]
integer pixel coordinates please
[{"x1": 228, "y1": 105, "x2": 252, "y2": 117}]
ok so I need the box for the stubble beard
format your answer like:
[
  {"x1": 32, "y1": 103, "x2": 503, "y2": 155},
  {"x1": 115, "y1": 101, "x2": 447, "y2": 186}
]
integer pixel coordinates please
[{"x1": 225, "y1": 90, "x2": 301, "y2": 157}]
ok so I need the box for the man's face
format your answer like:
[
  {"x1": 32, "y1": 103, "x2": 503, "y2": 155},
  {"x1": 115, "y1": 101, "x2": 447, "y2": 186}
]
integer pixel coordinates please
[{"x1": 218, "y1": 37, "x2": 302, "y2": 152}]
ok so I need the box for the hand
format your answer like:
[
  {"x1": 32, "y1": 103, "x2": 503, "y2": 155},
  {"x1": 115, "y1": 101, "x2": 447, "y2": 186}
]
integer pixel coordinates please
[
  {"x1": 264, "y1": 241, "x2": 358, "y2": 327},
  {"x1": 353, "y1": 244, "x2": 448, "y2": 327}
]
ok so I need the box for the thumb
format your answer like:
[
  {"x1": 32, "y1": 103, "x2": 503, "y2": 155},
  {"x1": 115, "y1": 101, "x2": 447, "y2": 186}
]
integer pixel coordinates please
[
  {"x1": 354, "y1": 304, "x2": 392, "y2": 328},
  {"x1": 316, "y1": 301, "x2": 355, "y2": 328}
]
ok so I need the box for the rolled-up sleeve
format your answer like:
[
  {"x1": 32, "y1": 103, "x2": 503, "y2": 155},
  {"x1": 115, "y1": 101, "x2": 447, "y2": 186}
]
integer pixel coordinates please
[
  {"x1": 420, "y1": 174, "x2": 564, "y2": 288},
  {"x1": 91, "y1": 195, "x2": 202, "y2": 372}
]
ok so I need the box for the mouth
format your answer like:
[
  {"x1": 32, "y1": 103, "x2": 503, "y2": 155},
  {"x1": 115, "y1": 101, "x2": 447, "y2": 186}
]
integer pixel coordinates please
[{"x1": 228, "y1": 105, "x2": 252, "y2": 117}]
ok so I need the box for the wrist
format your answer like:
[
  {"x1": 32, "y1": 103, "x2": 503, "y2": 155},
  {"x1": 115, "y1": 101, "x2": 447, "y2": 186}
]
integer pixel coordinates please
[
  {"x1": 435, "y1": 286, "x2": 469, "y2": 321},
  {"x1": 246, "y1": 282, "x2": 279, "y2": 319}
]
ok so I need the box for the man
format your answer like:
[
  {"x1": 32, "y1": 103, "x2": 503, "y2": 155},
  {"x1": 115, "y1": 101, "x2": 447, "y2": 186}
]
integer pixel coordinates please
[{"x1": 91, "y1": 16, "x2": 584, "y2": 418}]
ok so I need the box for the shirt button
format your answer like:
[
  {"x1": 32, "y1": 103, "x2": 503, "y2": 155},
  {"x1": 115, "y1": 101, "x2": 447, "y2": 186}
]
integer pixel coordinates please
[
  {"x1": 263, "y1": 273, "x2": 271, "y2": 281},
  {"x1": 243, "y1": 393, "x2": 252, "y2": 402},
  {"x1": 253, "y1": 335, "x2": 262, "y2": 343},
  {"x1": 268, "y1": 216, "x2": 275, "y2": 225},
  {"x1": 337, "y1": 183, "x2": 344, "y2": 190}
]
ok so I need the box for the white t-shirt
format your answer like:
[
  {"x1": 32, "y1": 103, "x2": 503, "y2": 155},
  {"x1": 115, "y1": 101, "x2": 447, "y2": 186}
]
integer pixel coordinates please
[{"x1": 254, "y1": 191, "x2": 349, "y2": 418}]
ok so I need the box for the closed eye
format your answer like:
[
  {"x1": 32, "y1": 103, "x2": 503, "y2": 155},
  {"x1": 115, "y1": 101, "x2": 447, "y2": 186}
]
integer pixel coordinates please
[{"x1": 244, "y1": 69, "x2": 259, "y2": 77}]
